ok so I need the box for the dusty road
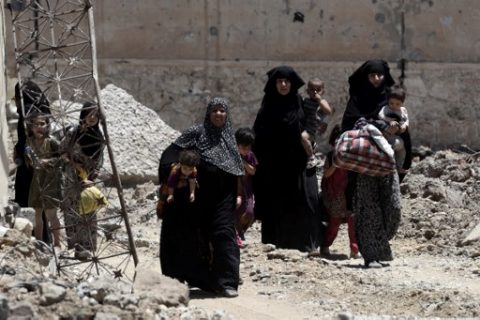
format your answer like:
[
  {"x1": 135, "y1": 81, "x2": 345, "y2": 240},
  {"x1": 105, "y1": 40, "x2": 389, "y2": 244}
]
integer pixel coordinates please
[{"x1": 135, "y1": 221, "x2": 480, "y2": 319}]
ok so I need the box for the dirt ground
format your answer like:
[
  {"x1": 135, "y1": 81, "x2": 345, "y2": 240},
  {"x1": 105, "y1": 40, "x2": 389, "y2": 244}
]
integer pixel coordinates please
[
  {"x1": 131, "y1": 223, "x2": 479, "y2": 319},
  {"x1": 124, "y1": 149, "x2": 480, "y2": 319},
  {"x1": 3, "y1": 143, "x2": 480, "y2": 319}
]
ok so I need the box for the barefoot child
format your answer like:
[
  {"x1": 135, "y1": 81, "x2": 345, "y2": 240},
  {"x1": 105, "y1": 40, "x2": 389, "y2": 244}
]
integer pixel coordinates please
[
  {"x1": 234, "y1": 127, "x2": 258, "y2": 248},
  {"x1": 301, "y1": 78, "x2": 332, "y2": 169},
  {"x1": 156, "y1": 150, "x2": 200, "y2": 218}
]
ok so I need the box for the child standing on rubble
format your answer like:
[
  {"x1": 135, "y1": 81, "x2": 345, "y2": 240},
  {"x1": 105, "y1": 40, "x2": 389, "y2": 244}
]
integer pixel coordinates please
[{"x1": 25, "y1": 113, "x2": 62, "y2": 248}]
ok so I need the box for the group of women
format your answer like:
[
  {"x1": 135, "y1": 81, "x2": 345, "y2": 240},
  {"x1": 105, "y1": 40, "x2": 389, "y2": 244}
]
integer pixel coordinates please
[
  {"x1": 159, "y1": 59, "x2": 408, "y2": 296},
  {"x1": 13, "y1": 81, "x2": 105, "y2": 257}
]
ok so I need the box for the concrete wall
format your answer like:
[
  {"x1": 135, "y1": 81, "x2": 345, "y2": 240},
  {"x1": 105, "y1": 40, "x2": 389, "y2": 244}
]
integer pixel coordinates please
[
  {"x1": 95, "y1": 0, "x2": 480, "y2": 150},
  {"x1": 1, "y1": 1, "x2": 10, "y2": 217},
  {"x1": 99, "y1": 60, "x2": 480, "y2": 150},
  {"x1": 4, "y1": 0, "x2": 480, "y2": 150},
  {"x1": 92, "y1": 0, "x2": 480, "y2": 62}
]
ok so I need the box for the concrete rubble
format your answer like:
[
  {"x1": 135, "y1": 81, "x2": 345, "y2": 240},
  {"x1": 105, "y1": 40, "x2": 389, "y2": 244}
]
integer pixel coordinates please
[{"x1": 2, "y1": 85, "x2": 480, "y2": 319}]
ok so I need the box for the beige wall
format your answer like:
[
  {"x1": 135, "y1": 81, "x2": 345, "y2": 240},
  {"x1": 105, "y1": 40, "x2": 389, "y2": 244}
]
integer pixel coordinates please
[
  {"x1": 94, "y1": 0, "x2": 480, "y2": 150},
  {"x1": 1, "y1": 0, "x2": 10, "y2": 216},
  {"x1": 4, "y1": 1, "x2": 480, "y2": 150},
  {"x1": 91, "y1": 0, "x2": 480, "y2": 62},
  {"x1": 98, "y1": 59, "x2": 480, "y2": 150}
]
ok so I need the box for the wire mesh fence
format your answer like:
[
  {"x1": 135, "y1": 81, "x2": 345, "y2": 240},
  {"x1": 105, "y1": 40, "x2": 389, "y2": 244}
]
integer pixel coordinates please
[{"x1": 7, "y1": 0, "x2": 138, "y2": 282}]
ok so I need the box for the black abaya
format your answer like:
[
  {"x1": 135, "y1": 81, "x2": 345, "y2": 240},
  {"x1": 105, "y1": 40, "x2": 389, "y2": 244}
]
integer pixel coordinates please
[
  {"x1": 160, "y1": 97, "x2": 242, "y2": 292},
  {"x1": 159, "y1": 147, "x2": 240, "y2": 291},
  {"x1": 253, "y1": 66, "x2": 321, "y2": 252}
]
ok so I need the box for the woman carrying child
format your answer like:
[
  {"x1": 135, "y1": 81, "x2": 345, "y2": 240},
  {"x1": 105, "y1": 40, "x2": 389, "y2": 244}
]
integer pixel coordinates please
[
  {"x1": 341, "y1": 60, "x2": 402, "y2": 267},
  {"x1": 160, "y1": 97, "x2": 244, "y2": 298}
]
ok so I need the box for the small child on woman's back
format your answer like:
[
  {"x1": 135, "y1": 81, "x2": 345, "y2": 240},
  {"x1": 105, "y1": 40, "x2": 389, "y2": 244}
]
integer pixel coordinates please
[
  {"x1": 156, "y1": 150, "x2": 200, "y2": 219},
  {"x1": 234, "y1": 127, "x2": 258, "y2": 248},
  {"x1": 301, "y1": 78, "x2": 332, "y2": 169},
  {"x1": 25, "y1": 113, "x2": 62, "y2": 248},
  {"x1": 378, "y1": 86, "x2": 409, "y2": 173},
  {"x1": 320, "y1": 124, "x2": 360, "y2": 259}
]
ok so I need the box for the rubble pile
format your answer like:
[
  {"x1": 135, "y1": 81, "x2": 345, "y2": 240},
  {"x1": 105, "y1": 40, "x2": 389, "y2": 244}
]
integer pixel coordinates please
[
  {"x1": 3, "y1": 85, "x2": 480, "y2": 319},
  {"x1": 399, "y1": 150, "x2": 480, "y2": 258}
]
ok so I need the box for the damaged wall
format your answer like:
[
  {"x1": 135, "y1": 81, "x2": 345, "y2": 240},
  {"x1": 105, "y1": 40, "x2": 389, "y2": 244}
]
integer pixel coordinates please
[
  {"x1": 4, "y1": 0, "x2": 480, "y2": 149},
  {"x1": 95, "y1": 0, "x2": 480, "y2": 149},
  {"x1": 91, "y1": 0, "x2": 480, "y2": 62}
]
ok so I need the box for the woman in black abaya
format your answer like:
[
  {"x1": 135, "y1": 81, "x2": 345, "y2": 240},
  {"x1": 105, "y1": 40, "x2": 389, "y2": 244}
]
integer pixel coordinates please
[
  {"x1": 341, "y1": 60, "x2": 407, "y2": 267},
  {"x1": 160, "y1": 97, "x2": 244, "y2": 297},
  {"x1": 253, "y1": 66, "x2": 321, "y2": 252}
]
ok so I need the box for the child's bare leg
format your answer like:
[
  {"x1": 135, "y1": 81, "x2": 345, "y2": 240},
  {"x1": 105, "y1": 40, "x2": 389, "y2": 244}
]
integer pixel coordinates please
[
  {"x1": 393, "y1": 137, "x2": 406, "y2": 170},
  {"x1": 301, "y1": 131, "x2": 314, "y2": 157},
  {"x1": 45, "y1": 208, "x2": 62, "y2": 247},
  {"x1": 34, "y1": 208, "x2": 44, "y2": 241}
]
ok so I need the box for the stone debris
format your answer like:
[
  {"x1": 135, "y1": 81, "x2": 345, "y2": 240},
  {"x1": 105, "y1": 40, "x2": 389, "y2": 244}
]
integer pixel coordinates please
[
  {"x1": 3, "y1": 85, "x2": 480, "y2": 319},
  {"x1": 398, "y1": 150, "x2": 480, "y2": 256},
  {"x1": 100, "y1": 84, "x2": 180, "y2": 185},
  {"x1": 461, "y1": 223, "x2": 480, "y2": 246},
  {"x1": 39, "y1": 282, "x2": 67, "y2": 306}
]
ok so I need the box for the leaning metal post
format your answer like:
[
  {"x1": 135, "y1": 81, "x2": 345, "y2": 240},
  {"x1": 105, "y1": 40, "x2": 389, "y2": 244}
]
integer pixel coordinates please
[{"x1": 86, "y1": 4, "x2": 138, "y2": 267}]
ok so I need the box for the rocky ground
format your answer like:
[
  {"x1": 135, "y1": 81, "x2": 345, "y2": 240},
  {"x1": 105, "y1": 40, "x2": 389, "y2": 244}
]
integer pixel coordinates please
[
  {"x1": 2, "y1": 85, "x2": 480, "y2": 319},
  {"x1": 122, "y1": 148, "x2": 480, "y2": 320}
]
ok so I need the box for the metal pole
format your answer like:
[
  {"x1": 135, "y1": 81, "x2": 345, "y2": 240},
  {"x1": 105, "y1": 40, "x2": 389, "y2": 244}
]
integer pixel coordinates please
[{"x1": 86, "y1": 3, "x2": 138, "y2": 267}]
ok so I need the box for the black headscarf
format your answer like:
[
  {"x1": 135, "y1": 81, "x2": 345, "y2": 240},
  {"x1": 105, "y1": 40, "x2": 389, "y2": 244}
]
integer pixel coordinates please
[
  {"x1": 74, "y1": 102, "x2": 104, "y2": 160},
  {"x1": 342, "y1": 60, "x2": 412, "y2": 177},
  {"x1": 257, "y1": 66, "x2": 305, "y2": 119},
  {"x1": 253, "y1": 66, "x2": 306, "y2": 165},
  {"x1": 341, "y1": 60, "x2": 395, "y2": 131},
  {"x1": 174, "y1": 97, "x2": 244, "y2": 176},
  {"x1": 14, "y1": 80, "x2": 51, "y2": 159},
  {"x1": 15, "y1": 80, "x2": 50, "y2": 118}
]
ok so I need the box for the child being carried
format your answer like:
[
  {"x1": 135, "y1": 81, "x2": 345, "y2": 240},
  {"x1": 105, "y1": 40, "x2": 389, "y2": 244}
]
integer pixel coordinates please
[
  {"x1": 156, "y1": 150, "x2": 200, "y2": 218},
  {"x1": 378, "y1": 86, "x2": 409, "y2": 173},
  {"x1": 301, "y1": 78, "x2": 332, "y2": 169}
]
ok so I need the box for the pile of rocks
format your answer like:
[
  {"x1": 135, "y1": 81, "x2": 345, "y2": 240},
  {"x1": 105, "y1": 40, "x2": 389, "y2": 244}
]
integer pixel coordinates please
[
  {"x1": 0, "y1": 226, "x2": 235, "y2": 319},
  {"x1": 101, "y1": 84, "x2": 180, "y2": 185},
  {"x1": 398, "y1": 150, "x2": 480, "y2": 257}
]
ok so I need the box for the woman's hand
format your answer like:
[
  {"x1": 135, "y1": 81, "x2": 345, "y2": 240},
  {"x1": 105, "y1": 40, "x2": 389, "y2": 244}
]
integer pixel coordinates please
[
  {"x1": 386, "y1": 122, "x2": 400, "y2": 135},
  {"x1": 236, "y1": 195, "x2": 242, "y2": 209}
]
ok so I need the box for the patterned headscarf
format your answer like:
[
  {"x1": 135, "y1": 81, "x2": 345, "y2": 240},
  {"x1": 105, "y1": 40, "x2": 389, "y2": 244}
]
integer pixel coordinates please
[{"x1": 174, "y1": 97, "x2": 244, "y2": 176}]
